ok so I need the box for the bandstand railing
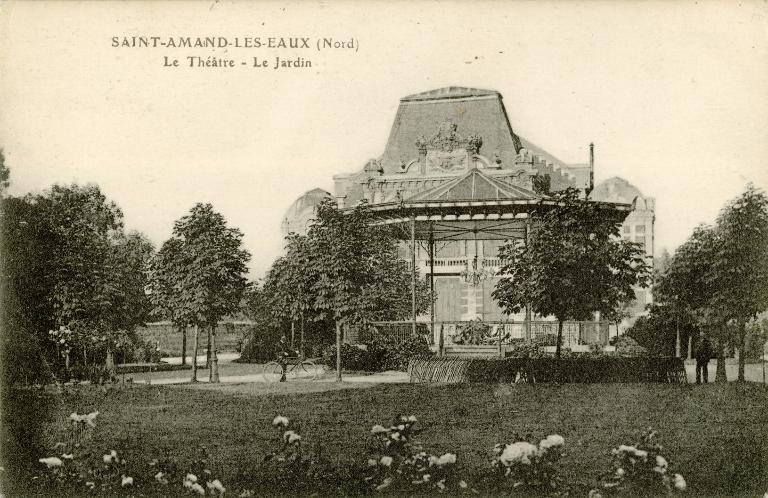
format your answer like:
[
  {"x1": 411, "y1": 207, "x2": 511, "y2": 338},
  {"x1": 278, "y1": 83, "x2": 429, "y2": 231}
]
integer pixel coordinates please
[{"x1": 362, "y1": 319, "x2": 611, "y2": 356}]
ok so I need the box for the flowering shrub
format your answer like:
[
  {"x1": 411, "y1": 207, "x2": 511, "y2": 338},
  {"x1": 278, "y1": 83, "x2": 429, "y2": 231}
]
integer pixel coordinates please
[
  {"x1": 590, "y1": 428, "x2": 686, "y2": 496},
  {"x1": 238, "y1": 414, "x2": 340, "y2": 496},
  {"x1": 489, "y1": 433, "x2": 565, "y2": 493},
  {"x1": 28, "y1": 405, "x2": 691, "y2": 497},
  {"x1": 359, "y1": 415, "x2": 468, "y2": 494}
]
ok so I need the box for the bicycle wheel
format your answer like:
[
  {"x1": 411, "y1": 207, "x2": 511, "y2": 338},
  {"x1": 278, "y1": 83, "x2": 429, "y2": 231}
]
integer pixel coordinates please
[
  {"x1": 297, "y1": 360, "x2": 320, "y2": 381},
  {"x1": 261, "y1": 362, "x2": 284, "y2": 383}
]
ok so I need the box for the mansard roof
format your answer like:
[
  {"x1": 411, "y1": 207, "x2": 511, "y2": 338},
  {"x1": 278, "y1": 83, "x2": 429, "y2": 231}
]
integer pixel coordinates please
[
  {"x1": 380, "y1": 87, "x2": 523, "y2": 174},
  {"x1": 401, "y1": 87, "x2": 500, "y2": 102},
  {"x1": 406, "y1": 167, "x2": 541, "y2": 203}
]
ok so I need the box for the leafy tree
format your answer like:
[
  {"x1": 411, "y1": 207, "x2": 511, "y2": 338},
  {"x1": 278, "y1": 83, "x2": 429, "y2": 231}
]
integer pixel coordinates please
[
  {"x1": 1, "y1": 184, "x2": 154, "y2": 380},
  {"x1": 148, "y1": 238, "x2": 192, "y2": 364},
  {"x1": 305, "y1": 198, "x2": 430, "y2": 380},
  {"x1": 148, "y1": 203, "x2": 250, "y2": 382},
  {"x1": 653, "y1": 225, "x2": 723, "y2": 373},
  {"x1": 262, "y1": 234, "x2": 318, "y2": 353},
  {"x1": 0, "y1": 149, "x2": 9, "y2": 194},
  {"x1": 710, "y1": 184, "x2": 768, "y2": 381},
  {"x1": 493, "y1": 188, "x2": 651, "y2": 358}
]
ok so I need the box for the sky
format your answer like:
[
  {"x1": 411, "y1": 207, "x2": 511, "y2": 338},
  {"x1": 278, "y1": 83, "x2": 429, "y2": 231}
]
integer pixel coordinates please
[{"x1": 1, "y1": 0, "x2": 767, "y2": 278}]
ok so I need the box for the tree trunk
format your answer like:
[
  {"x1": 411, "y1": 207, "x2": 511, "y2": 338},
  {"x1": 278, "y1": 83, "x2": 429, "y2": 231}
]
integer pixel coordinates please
[
  {"x1": 555, "y1": 319, "x2": 563, "y2": 358},
  {"x1": 205, "y1": 327, "x2": 212, "y2": 369},
  {"x1": 737, "y1": 321, "x2": 746, "y2": 382},
  {"x1": 181, "y1": 325, "x2": 187, "y2": 366},
  {"x1": 105, "y1": 347, "x2": 114, "y2": 374},
  {"x1": 300, "y1": 312, "x2": 305, "y2": 357},
  {"x1": 191, "y1": 325, "x2": 199, "y2": 382},
  {"x1": 210, "y1": 324, "x2": 220, "y2": 383},
  {"x1": 335, "y1": 321, "x2": 342, "y2": 382},
  {"x1": 715, "y1": 338, "x2": 727, "y2": 383}
]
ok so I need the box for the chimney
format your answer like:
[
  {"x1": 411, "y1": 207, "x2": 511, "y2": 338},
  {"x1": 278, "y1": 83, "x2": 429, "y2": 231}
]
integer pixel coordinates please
[{"x1": 587, "y1": 142, "x2": 595, "y2": 196}]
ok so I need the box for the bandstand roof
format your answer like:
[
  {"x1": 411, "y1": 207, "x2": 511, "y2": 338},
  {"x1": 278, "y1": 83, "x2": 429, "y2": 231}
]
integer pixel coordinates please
[
  {"x1": 363, "y1": 168, "x2": 632, "y2": 241},
  {"x1": 406, "y1": 168, "x2": 540, "y2": 202}
]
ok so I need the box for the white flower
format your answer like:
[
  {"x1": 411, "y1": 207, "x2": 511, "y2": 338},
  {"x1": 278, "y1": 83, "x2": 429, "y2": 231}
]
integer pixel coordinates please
[
  {"x1": 154, "y1": 471, "x2": 168, "y2": 485},
  {"x1": 121, "y1": 475, "x2": 133, "y2": 487},
  {"x1": 459, "y1": 480, "x2": 468, "y2": 489},
  {"x1": 85, "y1": 481, "x2": 95, "y2": 489},
  {"x1": 185, "y1": 473, "x2": 198, "y2": 484},
  {"x1": 588, "y1": 490, "x2": 603, "y2": 498},
  {"x1": 539, "y1": 434, "x2": 565, "y2": 451},
  {"x1": 407, "y1": 415, "x2": 417, "y2": 423},
  {"x1": 370, "y1": 424, "x2": 387, "y2": 434},
  {"x1": 207, "y1": 479, "x2": 225, "y2": 494},
  {"x1": 616, "y1": 468, "x2": 625, "y2": 477},
  {"x1": 428, "y1": 455, "x2": 439, "y2": 466},
  {"x1": 61, "y1": 454, "x2": 74, "y2": 460},
  {"x1": 190, "y1": 482, "x2": 205, "y2": 495},
  {"x1": 367, "y1": 458, "x2": 377, "y2": 467},
  {"x1": 422, "y1": 474, "x2": 431, "y2": 482},
  {"x1": 499, "y1": 442, "x2": 539, "y2": 466},
  {"x1": 397, "y1": 424, "x2": 405, "y2": 431},
  {"x1": 380, "y1": 456, "x2": 393, "y2": 467},
  {"x1": 103, "y1": 450, "x2": 118, "y2": 464},
  {"x1": 654, "y1": 455, "x2": 668, "y2": 473},
  {"x1": 272, "y1": 415, "x2": 289, "y2": 428},
  {"x1": 437, "y1": 453, "x2": 456, "y2": 466},
  {"x1": 672, "y1": 474, "x2": 686, "y2": 491},
  {"x1": 375, "y1": 477, "x2": 393, "y2": 491},
  {"x1": 390, "y1": 432, "x2": 401, "y2": 441},
  {"x1": 282, "y1": 430, "x2": 301, "y2": 444},
  {"x1": 84, "y1": 411, "x2": 99, "y2": 427},
  {"x1": 634, "y1": 449, "x2": 648, "y2": 461},
  {"x1": 39, "y1": 457, "x2": 63, "y2": 468}
]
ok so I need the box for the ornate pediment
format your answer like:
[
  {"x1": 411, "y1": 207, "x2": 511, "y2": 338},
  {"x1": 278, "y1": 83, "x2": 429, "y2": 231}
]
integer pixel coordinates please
[{"x1": 415, "y1": 121, "x2": 482, "y2": 174}]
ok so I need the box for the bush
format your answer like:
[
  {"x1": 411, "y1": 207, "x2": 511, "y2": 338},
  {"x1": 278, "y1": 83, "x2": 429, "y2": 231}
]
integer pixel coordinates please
[
  {"x1": 614, "y1": 336, "x2": 649, "y2": 357},
  {"x1": 409, "y1": 357, "x2": 687, "y2": 383},
  {"x1": 453, "y1": 319, "x2": 491, "y2": 345},
  {"x1": 322, "y1": 336, "x2": 433, "y2": 372}
]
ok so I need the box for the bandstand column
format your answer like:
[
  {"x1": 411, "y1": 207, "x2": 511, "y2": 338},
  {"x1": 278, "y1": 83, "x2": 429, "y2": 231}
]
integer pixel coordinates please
[
  {"x1": 524, "y1": 218, "x2": 532, "y2": 342},
  {"x1": 411, "y1": 218, "x2": 417, "y2": 336},
  {"x1": 429, "y1": 224, "x2": 436, "y2": 355}
]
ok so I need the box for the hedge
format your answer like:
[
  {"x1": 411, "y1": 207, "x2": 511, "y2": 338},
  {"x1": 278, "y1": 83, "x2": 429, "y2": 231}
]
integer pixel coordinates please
[{"x1": 409, "y1": 357, "x2": 687, "y2": 384}]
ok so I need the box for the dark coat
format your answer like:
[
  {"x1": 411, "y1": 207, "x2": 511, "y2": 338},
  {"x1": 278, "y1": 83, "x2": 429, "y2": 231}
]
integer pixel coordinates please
[{"x1": 695, "y1": 338, "x2": 713, "y2": 362}]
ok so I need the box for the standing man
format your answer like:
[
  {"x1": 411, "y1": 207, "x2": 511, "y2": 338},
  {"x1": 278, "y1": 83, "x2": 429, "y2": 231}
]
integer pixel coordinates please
[
  {"x1": 695, "y1": 335, "x2": 712, "y2": 384},
  {"x1": 276, "y1": 335, "x2": 290, "y2": 382}
]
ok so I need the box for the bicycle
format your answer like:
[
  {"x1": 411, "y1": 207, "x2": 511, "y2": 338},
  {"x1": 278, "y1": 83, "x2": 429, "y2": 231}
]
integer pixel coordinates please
[{"x1": 261, "y1": 355, "x2": 321, "y2": 382}]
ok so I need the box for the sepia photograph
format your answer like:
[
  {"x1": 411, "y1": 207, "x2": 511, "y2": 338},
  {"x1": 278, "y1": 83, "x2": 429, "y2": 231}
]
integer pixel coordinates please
[{"x1": 1, "y1": 1, "x2": 767, "y2": 496}]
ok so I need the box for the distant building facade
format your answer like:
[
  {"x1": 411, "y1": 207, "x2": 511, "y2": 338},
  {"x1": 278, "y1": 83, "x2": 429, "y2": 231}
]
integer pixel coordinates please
[{"x1": 281, "y1": 87, "x2": 654, "y2": 341}]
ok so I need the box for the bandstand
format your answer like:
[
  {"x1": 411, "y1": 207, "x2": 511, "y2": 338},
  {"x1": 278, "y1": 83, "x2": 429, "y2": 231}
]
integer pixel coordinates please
[{"x1": 288, "y1": 87, "x2": 640, "y2": 355}]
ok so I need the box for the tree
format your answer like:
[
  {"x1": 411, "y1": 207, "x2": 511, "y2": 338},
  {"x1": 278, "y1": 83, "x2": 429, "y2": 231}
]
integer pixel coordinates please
[
  {"x1": 148, "y1": 203, "x2": 250, "y2": 383},
  {"x1": 1, "y1": 183, "x2": 154, "y2": 380},
  {"x1": 262, "y1": 234, "x2": 318, "y2": 353},
  {"x1": 148, "y1": 238, "x2": 193, "y2": 365},
  {"x1": 710, "y1": 184, "x2": 768, "y2": 381},
  {"x1": 305, "y1": 198, "x2": 430, "y2": 380},
  {"x1": 0, "y1": 149, "x2": 10, "y2": 195},
  {"x1": 493, "y1": 188, "x2": 651, "y2": 358}
]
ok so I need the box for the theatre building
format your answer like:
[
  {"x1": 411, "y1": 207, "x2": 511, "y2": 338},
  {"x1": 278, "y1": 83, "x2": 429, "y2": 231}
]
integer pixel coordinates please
[{"x1": 282, "y1": 87, "x2": 654, "y2": 351}]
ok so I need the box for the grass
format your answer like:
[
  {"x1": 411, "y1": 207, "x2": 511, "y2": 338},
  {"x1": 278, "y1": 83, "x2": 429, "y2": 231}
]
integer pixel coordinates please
[{"x1": 3, "y1": 382, "x2": 767, "y2": 496}]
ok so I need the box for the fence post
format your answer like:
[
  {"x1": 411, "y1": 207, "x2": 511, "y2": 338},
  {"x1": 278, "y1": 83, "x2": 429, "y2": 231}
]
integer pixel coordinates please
[{"x1": 438, "y1": 324, "x2": 444, "y2": 357}]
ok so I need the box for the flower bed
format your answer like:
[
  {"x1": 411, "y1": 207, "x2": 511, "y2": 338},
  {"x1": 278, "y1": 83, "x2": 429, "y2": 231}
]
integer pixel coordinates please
[{"x1": 409, "y1": 357, "x2": 687, "y2": 383}]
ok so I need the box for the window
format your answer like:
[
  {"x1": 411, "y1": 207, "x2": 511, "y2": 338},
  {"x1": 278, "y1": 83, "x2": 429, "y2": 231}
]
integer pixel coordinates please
[
  {"x1": 635, "y1": 225, "x2": 646, "y2": 234},
  {"x1": 623, "y1": 225, "x2": 631, "y2": 234}
]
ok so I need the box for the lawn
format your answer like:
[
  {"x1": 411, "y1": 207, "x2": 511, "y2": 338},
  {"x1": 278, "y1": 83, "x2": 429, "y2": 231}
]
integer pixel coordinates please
[{"x1": 3, "y1": 382, "x2": 767, "y2": 496}]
